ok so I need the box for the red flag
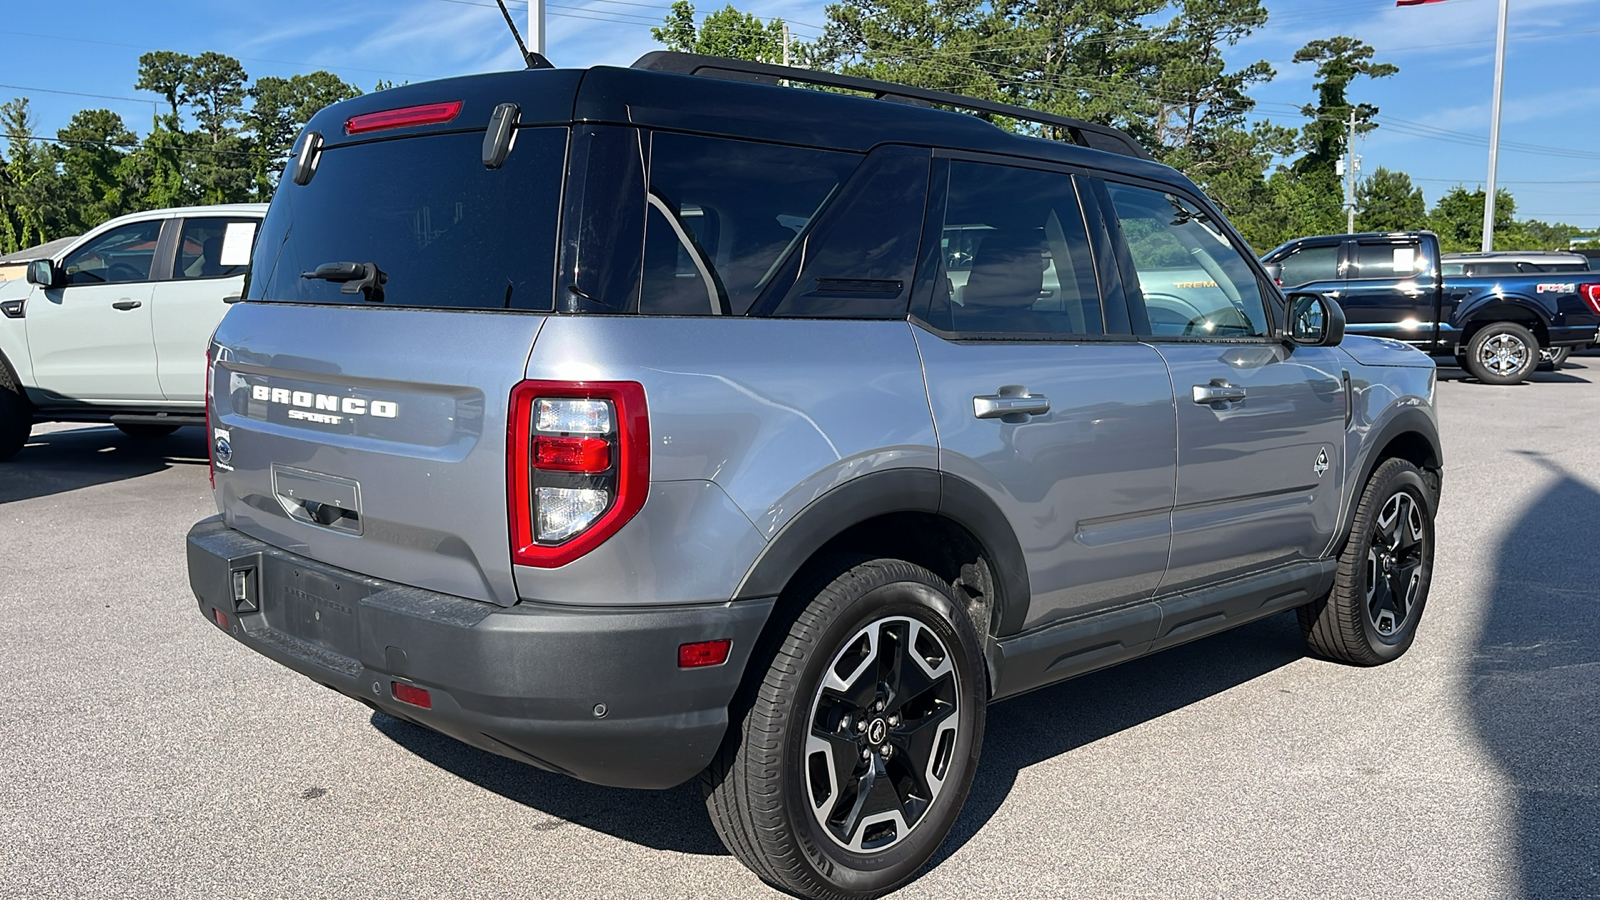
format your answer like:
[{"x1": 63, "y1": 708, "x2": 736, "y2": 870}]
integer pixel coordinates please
[{"x1": 1396, "y1": 0, "x2": 1448, "y2": 5}]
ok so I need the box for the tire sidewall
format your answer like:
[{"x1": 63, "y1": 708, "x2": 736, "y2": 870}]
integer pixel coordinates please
[
  {"x1": 1349, "y1": 465, "x2": 1435, "y2": 661},
  {"x1": 1467, "y1": 323, "x2": 1538, "y2": 385},
  {"x1": 783, "y1": 569, "x2": 986, "y2": 896}
]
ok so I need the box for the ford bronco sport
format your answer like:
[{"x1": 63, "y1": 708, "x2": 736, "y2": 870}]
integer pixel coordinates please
[{"x1": 187, "y1": 53, "x2": 1444, "y2": 899}]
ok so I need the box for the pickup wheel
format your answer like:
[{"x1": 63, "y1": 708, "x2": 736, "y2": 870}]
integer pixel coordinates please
[
  {"x1": 1463, "y1": 322, "x2": 1539, "y2": 385},
  {"x1": 115, "y1": 423, "x2": 180, "y2": 439},
  {"x1": 703, "y1": 558, "x2": 986, "y2": 900},
  {"x1": 1538, "y1": 346, "x2": 1572, "y2": 370},
  {"x1": 0, "y1": 367, "x2": 32, "y2": 461},
  {"x1": 1299, "y1": 458, "x2": 1435, "y2": 666}
]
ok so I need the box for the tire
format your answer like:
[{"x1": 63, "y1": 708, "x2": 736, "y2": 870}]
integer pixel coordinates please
[
  {"x1": 115, "y1": 423, "x2": 180, "y2": 439},
  {"x1": 1463, "y1": 321, "x2": 1539, "y2": 385},
  {"x1": 703, "y1": 558, "x2": 987, "y2": 900},
  {"x1": 1299, "y1": 458, "x2": 1436, "y2": 666},
  {"x1": 0, "y1": 365, "x2": 32, "y2": 461},
  {"x1": 1538, "y1": 346, "x2": 1572, "y2": 371}
]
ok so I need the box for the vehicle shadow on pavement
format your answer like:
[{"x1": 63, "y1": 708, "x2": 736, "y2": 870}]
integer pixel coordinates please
[
  {"x1": 934, "y1": 611, "x2": 1307, "y2": 865},
  {"x1": 369, "y1": 711, "x2": 729, "y2": 855},
  {"x1": 0, "y1": 425, "x2": 207, "y2": 504},
  {"x1": 1470, "y1": 458, "x2": 1600, "y2": 898},
  {"x1": 1435, "y1": 364, "x2": 1592, "y2": 385}
]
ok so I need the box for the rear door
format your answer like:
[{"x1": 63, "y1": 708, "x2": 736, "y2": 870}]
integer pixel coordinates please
[
  {"x1": 1338, "y1": 236, "x2": 1438, "y2": 346},
  {"x1": 26, "y1": 219, "x2": 165, "y2": 402},
  {"x1": 914, "y1": 157, "x2": 1176, "y2": 632},
  {"x1": 212, "y1": 122, "x2": 569, "y2": 606},
  {"x1": 1094, "y1": 177, "x2": 1346, "y2": 594},
  {"x1": 153, "y1": 214, "x2": 257, "y2": 401}
]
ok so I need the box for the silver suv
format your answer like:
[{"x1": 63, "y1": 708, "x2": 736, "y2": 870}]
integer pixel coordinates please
[{"x1": 187, "y1": 54, "x2": 1443, "y2": 899}]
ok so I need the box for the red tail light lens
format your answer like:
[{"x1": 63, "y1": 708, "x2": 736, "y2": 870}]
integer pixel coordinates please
[
  {"x1": 1582, "y1": 283, "x2": 1600, "y2": 314},
  {"x1": 345, "y1": 100, "x2": 463, "y2": 135},
  {"x1": 508, "y1": 381, "x2": 649, "y2": 568}
]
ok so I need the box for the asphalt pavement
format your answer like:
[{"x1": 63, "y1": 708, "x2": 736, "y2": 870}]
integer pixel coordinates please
[{"x1": 2, "y1": 358, "x2": 1596, "y2": 899}]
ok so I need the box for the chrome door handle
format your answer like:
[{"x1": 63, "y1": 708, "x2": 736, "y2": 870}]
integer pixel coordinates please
[
  {"x1": 974, "y1": 393, "x2": 1050, "y2": 419},
  {"x1": 1192, "y1": 380, "x2": 1246, "y2": 406},
  {"x1": 112, "y1": 300, "x2": 142, "y2": 310}
]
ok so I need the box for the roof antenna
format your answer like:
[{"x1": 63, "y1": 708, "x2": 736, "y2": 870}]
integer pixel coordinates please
[{"x1": 494, "y1": 0, "x2": 554, "y2": 69}]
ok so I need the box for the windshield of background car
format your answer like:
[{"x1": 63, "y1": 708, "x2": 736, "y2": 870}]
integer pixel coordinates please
[{"x1": 246, "y1": 128, "x2": 565, "y2": 310}]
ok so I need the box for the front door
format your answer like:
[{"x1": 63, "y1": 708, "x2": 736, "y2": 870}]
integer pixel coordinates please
[
  {"x1": 915, "y1": 159, "x2": 1175, "y2": 632},
  {"x1": 26, "y1": 219, "x2": 165, "y2": 402},
  {"x1": 1097, "y1": 178, "x2": 1347, "y2": 594}
]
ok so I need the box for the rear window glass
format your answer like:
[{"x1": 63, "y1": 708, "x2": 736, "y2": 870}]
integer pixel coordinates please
[{"x1": 246, "y1": 128, "x2": 566, "y2": 310}]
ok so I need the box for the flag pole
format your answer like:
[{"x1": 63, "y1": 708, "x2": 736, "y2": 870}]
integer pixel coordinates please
[{"x1": 1482, "y1": 0, "x2": 1509, "y2": 251}]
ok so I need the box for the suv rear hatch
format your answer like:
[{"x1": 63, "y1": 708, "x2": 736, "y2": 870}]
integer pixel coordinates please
[{"x1": 209, "y1": 73, "x2": 575, "y2": 606}]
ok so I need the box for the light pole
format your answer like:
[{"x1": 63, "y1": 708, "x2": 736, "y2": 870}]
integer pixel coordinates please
[{"x1": 1481, "y1": 0, "x2": 1509, "y2": 251}]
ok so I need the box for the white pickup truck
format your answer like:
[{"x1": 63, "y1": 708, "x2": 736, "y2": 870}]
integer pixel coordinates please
[{"x1": 0, "y1": 204, "x2": 265, "y2": 460}]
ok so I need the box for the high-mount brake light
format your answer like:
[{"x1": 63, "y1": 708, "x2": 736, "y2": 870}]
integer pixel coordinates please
[
  {"x1": 509, "y1": 382, "x2": 649, "y2": 568},
  {"x1": 345, "y1": 100, "x2": 463, "y2": 135},
  {"x1": 1582, "y1": 283, "x2": 1600, "y2": 314}
]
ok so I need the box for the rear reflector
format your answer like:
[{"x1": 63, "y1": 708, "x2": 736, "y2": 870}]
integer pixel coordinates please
[
  {"x1": 532, "y1": 435, "x2": 611, "y2": 472},
  {"x1": 346, "y1": 101, "x2": 463, "y2": 135},
  {"x1": 392, "y1": 682, "x2": 433, "y2": 709},
  {"x1": 1582, "y1": 283, "x2": 1600, "y2": 314},
  {"x1": 679, "y1": 639, "x2": 732, "y2": 668},
  {"x1": 212, "y1": 608, "x2": 230, "y2": 630}
]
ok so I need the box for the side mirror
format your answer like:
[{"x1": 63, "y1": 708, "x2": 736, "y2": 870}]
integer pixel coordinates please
[
  {"x1": 1261, "y1": 263, "x2": 1283, "y2": 286},
  {"x1": 1286, "y1": 292, "x2": 1345, "y2": 347},
  {"x1": 25, "y1": 259, "x2": 58, "y2": 288}
]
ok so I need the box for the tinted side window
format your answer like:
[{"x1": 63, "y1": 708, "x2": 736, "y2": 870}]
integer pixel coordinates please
[
  {"x1": 640, "y1": 133, "x2": 859, "y2": 316},
  {"x1": 1352, "y1": 241, "x2": 1430, "y2": 280},
  {"x1": 62, "y1": 220, "x2": 164, "y2": 285},
  {"x1": 1278, "y1": 244, "x2": 1340, "y2": 287},
  {"x1": 1103, "y1": 181, "x2": 1268, "y2": 338},
  {"x1": 174, "y1": 217, "x2": 257, "y2": 280},
  {"x1": 925, "y1": 161, "x2": 1103, "y2": 336}
]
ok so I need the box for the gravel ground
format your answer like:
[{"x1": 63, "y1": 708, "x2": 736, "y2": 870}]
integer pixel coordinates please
[{"x1": 1, "y1": 358, "x2": 1595, "y2": 899}]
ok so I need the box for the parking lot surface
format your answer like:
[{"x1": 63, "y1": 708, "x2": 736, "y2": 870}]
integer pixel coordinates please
[{"x1": 2, "y1": 359, "x2": 1596, "y2": 900}]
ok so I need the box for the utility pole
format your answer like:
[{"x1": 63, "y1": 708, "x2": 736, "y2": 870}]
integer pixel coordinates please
[
  {"x1": 1482, "y1": 0, "x2": 1510, "y2": 251},
  {"x1": 1346, "y1": 107, "x2": 1358, "y2": 234},
  {"x1": 528, "y1": 0, "x2": 546, "y2": 56},
  {"x1": 782, "y1": 23, "x2": 791, "y2": 67}
]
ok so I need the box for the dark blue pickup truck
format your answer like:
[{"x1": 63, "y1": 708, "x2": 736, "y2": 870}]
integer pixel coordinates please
[{"x1": 1262, "y1": 231, "x2": 1600, "y2": 384}]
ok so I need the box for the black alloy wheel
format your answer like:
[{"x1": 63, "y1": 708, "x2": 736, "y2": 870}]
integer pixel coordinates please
[{"x1": 1365, "y1": 490, "x2": 1427, "y2": 639}]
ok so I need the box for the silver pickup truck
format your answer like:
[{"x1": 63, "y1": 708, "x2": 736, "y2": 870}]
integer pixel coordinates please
[{"x1": 0, "y1": 203, "x2": 266, "y2": 458}]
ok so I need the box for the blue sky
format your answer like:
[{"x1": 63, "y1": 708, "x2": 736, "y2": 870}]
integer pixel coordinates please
[{"x1": 2, "y1": 0, "x2": 1597, "y2": 232}]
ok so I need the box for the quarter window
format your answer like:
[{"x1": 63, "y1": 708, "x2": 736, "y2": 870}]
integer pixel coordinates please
[
  {"x1": 61, "y1": 220, "x2": 164, "y2": 285},
  {"x1": 1103, "y1": 181, "x2": 1269, "y2": 338},
  {"x1": 640, "y1": 133, "x2": 859, "y2": 315},
  {"x1": 925, "y1": 161, "x2": 1103, "y2": 336}
]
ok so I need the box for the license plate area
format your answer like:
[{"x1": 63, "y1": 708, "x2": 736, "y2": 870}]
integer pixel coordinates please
[{"x1": 260, "y1": 558, "x2": 369, "y2": 657}]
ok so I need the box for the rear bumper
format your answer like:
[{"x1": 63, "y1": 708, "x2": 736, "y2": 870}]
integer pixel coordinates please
[{"x1": 187, "y1": 516, "x2": 774, "y2": 789}]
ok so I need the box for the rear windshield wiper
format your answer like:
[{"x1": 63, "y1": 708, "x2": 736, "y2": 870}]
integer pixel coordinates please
[{"x1": 302, "y1": 261, "x2": 387, "y2": 302}]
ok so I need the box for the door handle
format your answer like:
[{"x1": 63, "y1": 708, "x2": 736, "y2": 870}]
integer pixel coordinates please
[
  {"x1": 973, "y1": 393, "x2": 1050, "y2": 420},
  {"x1": 1192, "y1": 379, "x2": 1247, "y2": 406},
  {"x1": 111, "y1": 300, "x2": 142, "y2": 310}
]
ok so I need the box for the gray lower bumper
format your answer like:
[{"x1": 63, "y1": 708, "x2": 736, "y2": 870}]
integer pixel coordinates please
[{"x1": 187, "y1": 517, "x2": 774, "y2": 789}]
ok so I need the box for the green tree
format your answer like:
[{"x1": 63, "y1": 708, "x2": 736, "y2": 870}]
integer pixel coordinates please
[
  {"x1": 135, "y1": 51, "x2": 191, "y2": 125},
  {"x1": 652, "y1": 2, "x2": 789, "y2": 63},
  {"x1": 1355, "y1": 166, "x2": 1425, "y2": 233},
  {"x1": 1291, "y1": 36, "x2": 1397, "y2": 179},
  {"x1": 0, "y1": 98, "x2": 63, "y2": 253},
  {"x1": 245, "y1": 71, "x2": 361, "y2": 198},
  {"x1": 1429, "y1": 185, "x2": 1519, "y2": 252},
  {"x1": 55, "y1": 109, "x2": 137, "y2": 233},
  {"x1": 183, "y1": 52, "x2": 249, "y2": 145}
]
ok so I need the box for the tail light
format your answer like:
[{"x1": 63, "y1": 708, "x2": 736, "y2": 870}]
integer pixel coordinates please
[
  {"x1": 508, "y1": 381, "x2": 648, "y2": 567},
  {"x1": 205, "y1": 345, "x2": 215, "y2": 489},
  {"x1": 1582, "y1": 283, "x2": 1600, "y2": 314}
]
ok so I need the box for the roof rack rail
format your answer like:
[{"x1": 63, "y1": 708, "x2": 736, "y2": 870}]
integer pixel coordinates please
[{"x1": 631, "y1": 51, "x2": 1152, "y2": 162}]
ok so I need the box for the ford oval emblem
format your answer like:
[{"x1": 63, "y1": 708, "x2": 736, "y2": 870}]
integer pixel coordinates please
[{"x1": 214, "y1": 435, "x2": 233, "y2": 465}]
